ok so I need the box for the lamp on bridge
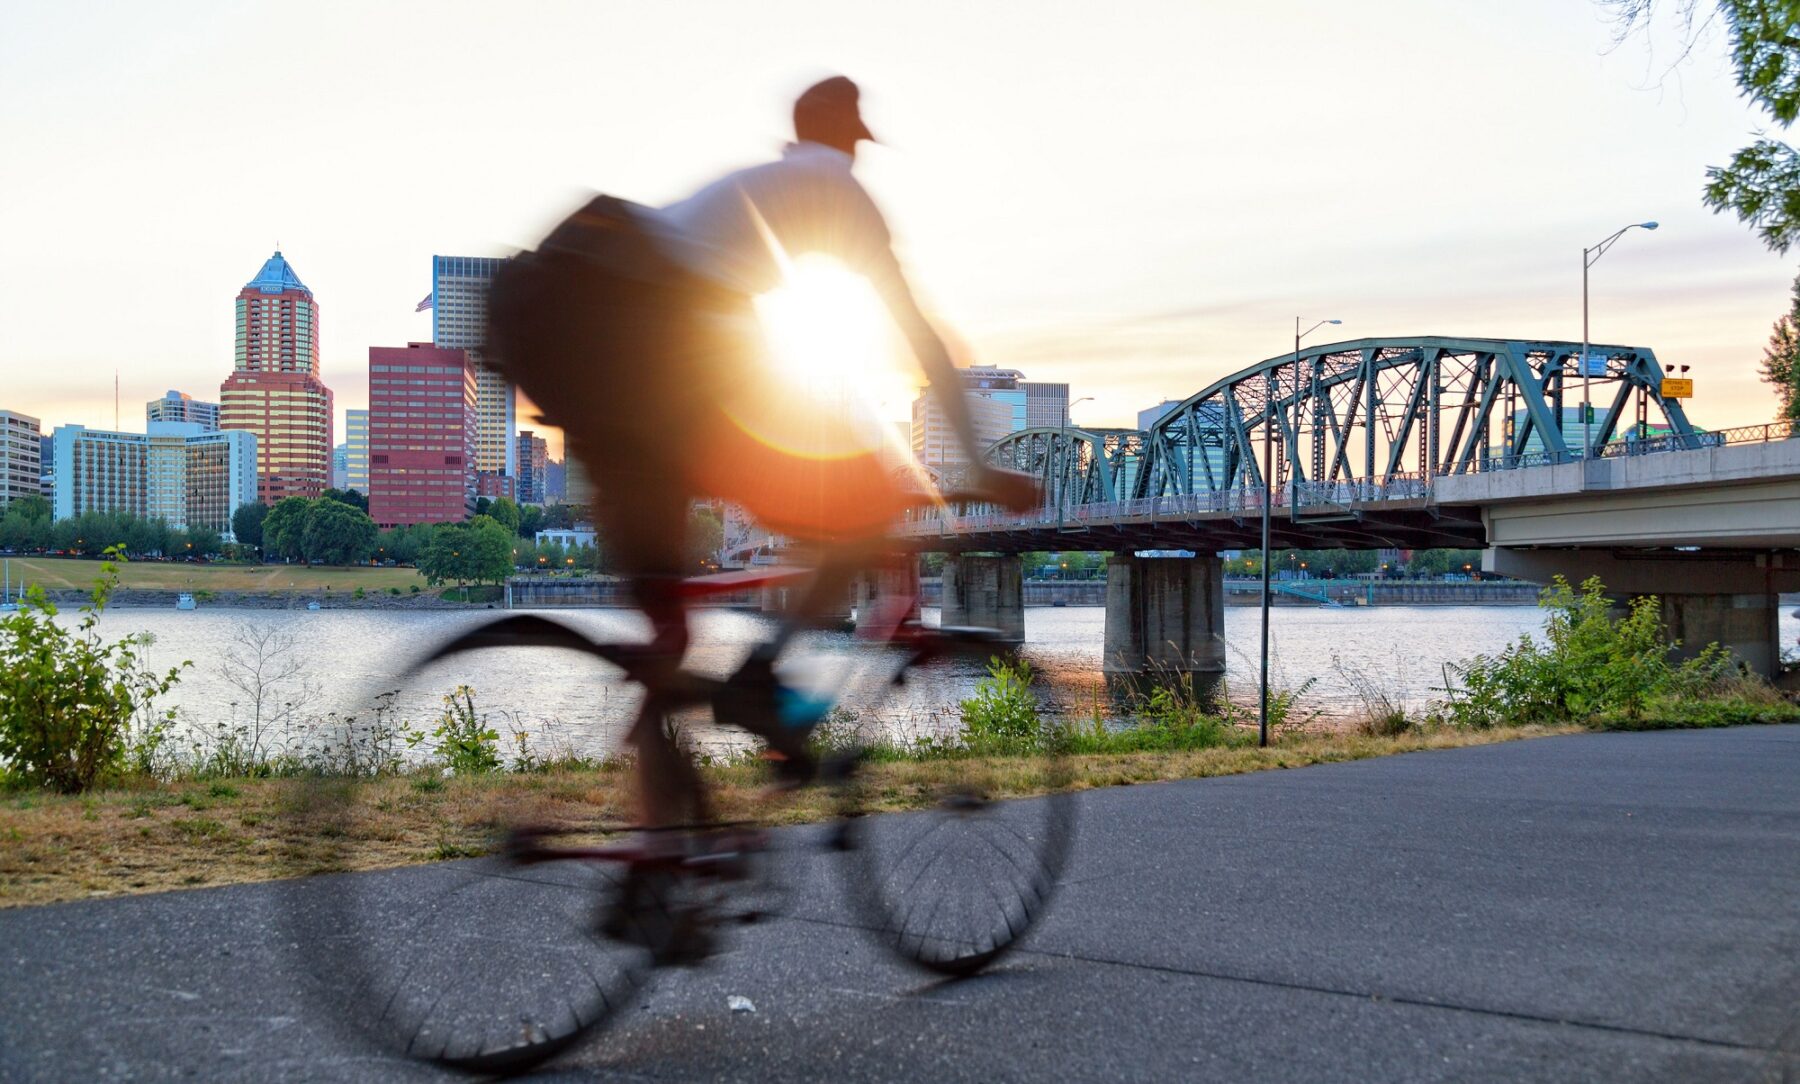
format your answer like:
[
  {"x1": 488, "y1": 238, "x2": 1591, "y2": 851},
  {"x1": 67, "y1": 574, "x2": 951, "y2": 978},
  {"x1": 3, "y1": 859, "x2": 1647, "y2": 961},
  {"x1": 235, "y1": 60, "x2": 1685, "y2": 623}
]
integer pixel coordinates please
[
  {"x1": 1259, "y1": 317, "x2": 1342, "y2": 748},
  {"x1": 1580, "y1": 221, "x2": 1659, "y2": 459}
]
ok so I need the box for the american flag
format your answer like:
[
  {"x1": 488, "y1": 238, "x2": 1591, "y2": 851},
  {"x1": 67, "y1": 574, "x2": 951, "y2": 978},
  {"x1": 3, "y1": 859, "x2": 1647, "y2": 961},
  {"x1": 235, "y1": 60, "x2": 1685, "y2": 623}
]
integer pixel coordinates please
[{"x1": 415, "y1": 292, "x2": 434, "y2": 312}]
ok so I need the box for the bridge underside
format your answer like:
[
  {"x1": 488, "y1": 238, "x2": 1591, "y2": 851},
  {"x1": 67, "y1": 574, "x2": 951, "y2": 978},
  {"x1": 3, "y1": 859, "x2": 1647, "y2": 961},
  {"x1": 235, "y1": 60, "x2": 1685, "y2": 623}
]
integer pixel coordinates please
[{"x1": 899, "y1": 502, "x2": 1484, "y2": 555}]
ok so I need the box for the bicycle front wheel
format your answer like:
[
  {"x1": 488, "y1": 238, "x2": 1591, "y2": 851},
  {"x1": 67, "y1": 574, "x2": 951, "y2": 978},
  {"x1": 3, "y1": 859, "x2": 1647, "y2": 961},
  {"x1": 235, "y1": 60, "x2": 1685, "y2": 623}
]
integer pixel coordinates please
[{"x1": 834, "y1": 742, "x2": 1076, "y2": 976}]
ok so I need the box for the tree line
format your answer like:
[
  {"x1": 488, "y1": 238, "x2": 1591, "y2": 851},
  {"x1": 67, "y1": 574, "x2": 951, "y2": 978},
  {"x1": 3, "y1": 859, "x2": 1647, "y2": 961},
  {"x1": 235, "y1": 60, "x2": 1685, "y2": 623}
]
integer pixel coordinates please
[{"x1": 0, "y1": 496, "x2": 223, "y2": 559}]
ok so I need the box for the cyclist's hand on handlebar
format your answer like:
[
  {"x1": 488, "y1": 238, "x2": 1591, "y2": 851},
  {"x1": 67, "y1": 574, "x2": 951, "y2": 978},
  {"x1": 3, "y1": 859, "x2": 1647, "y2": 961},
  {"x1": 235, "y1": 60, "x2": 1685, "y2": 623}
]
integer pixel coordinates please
[{"x1": 968, "y1": 466, "x2": 1042, "y2": 512}]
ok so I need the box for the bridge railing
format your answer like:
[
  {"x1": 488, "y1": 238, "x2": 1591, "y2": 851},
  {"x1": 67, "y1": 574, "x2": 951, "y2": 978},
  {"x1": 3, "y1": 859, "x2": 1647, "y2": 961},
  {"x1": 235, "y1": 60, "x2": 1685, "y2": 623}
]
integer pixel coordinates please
[{"x1": 899, "y1": 472, "x2": 1435, "y2": 535}]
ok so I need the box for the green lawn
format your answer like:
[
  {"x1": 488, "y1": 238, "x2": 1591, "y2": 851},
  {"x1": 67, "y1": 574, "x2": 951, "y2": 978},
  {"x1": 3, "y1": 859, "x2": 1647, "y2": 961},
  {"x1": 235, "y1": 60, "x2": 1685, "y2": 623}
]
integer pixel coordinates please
[{"x1": 2, "y1": 556, "x2": 428, "y2": 593}]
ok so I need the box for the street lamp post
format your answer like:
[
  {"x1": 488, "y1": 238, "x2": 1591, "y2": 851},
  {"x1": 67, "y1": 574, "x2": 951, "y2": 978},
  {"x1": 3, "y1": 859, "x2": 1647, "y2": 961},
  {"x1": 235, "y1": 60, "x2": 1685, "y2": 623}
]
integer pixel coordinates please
[
  {"x1": 1580, "y1": 221, "x2": 1658, "y2": 458},
  {"x1": 1259, "y1": 317, "x2": 1340, "y2": 748}
]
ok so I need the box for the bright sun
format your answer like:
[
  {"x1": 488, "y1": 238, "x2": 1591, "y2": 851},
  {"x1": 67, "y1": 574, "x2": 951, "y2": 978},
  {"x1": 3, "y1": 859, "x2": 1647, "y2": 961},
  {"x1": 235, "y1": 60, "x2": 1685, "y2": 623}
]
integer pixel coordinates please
[{"x1": 753, "y1": 254, "x2": 892, "y2": 404}]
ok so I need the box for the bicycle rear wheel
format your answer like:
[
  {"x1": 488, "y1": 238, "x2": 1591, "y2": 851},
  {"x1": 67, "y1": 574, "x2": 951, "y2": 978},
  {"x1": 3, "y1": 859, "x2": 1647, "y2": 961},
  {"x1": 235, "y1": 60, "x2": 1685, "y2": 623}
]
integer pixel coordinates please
[
  {"x1": 830, "y1": 663, "x2": 1076, "y2": 976},
  {"x1": 282, "y1": 615, "x2": 654, "y2": 1073}
]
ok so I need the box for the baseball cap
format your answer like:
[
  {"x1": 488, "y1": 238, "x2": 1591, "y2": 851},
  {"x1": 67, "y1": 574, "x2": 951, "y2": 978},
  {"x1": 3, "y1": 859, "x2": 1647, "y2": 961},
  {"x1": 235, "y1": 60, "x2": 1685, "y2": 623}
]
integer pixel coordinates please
[{"x1": 794, "y1": 75, "x2": 876, "y2": 144}]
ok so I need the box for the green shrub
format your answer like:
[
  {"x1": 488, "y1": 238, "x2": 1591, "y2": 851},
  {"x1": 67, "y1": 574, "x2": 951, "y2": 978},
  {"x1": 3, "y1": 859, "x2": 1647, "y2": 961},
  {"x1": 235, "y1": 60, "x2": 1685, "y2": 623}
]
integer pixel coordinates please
[
  {"x1": 352, "y1": 586, "x2": 365, "y2": 600},
  {"x1": 959, "y1": 657, "x2": 1041, "y2": 751},
  {"x1": 0, "y1": 549, "x2": 188, "y2": 792},
  {"x1": 1443, "y1": 576, "x2": 1741, "y2": 728},
  {"x1": 408, "y1": 584, "x2": 420, "y2": 594}
]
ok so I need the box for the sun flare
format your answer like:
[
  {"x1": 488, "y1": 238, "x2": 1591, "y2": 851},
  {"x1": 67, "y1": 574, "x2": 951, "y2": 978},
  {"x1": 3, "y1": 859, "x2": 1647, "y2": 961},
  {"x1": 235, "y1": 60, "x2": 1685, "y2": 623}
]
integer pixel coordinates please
[{"x1": 754, "y1": 255, "x2": 893, "y2": 404}]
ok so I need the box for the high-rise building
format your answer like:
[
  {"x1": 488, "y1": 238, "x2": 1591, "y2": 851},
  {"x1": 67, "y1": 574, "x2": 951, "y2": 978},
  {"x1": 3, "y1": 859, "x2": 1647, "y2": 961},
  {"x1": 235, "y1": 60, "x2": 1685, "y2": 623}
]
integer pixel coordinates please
[
  {"x1": 910, "y1": 366, "x2": 1070, "y2": 468},
  {"x1": 431, "y1": 256, "x2": 512, "y2": 477},
  {"x1": 345, "y1": 408, "x2": 369, "y2": 493},
  {"x1": 0, "y1": 411, "x2": 44, "y2": 508},
  {"x1": 331, "y1": 443, "x2": 349, "y2": 490},
  {"x1": 38, "y1": 432, "x2": 53, "y2": 495},
  {"x1": 52, "y1": 423, "x2": 256, "y2": 537},
  {"x1": 475, "y1": 471, "x2": 514, "y2": 500},
  {"x1": 1025, "y1": 381, "x2": 1071, "y2": 428},
  {"x1": 367, "y1": 343, "x2": 476, "y2": 527},
  {"x1": 219, "y1": 250, "x2": 334, "y2": 505},
  {"x1": 146, "y1": 390, "x2": 220, "y2": 430},
  {"x1": 514, "y1": 430, "x2": 549, "y2": 504},
  {"x1": 911, "y1": 389, "x2": 1015, "y2": 468},
  {"x1": 1137, "y1": 400, "x2": 1184, "y2": 430}
]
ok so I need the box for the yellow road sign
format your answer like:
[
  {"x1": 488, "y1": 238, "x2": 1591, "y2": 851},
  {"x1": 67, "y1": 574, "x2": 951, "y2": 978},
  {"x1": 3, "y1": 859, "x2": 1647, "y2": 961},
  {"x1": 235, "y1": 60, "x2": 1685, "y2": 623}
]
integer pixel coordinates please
[{"x1": 1660, "y1": 378, "x2": 1694, "y2": 399}]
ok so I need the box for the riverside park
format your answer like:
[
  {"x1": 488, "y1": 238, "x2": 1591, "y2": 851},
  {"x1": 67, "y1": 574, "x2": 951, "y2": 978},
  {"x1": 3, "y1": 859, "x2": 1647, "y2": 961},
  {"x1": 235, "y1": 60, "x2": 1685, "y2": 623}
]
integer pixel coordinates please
[{"x1": 7, "y1": 2, "x2": 1800, "y2": 1081}]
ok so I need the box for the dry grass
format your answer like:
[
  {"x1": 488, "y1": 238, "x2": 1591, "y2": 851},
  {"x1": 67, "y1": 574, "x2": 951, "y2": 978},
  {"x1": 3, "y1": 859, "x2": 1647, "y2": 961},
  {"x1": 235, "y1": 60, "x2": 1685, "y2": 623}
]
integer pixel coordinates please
[
  {"x1": 0, "y1": 724, "x2": 1578, "y2": 909},
  {"x1": 7, "y1": 557, "x2": 428, "y2": 593}
]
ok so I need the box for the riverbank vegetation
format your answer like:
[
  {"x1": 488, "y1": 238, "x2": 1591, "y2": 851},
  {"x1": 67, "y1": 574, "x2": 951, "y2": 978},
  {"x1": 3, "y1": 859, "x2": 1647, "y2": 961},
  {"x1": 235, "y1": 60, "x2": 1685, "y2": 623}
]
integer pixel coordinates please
[{"x1": 1, "y1": 556, "x2": 1796, "y2": 906}]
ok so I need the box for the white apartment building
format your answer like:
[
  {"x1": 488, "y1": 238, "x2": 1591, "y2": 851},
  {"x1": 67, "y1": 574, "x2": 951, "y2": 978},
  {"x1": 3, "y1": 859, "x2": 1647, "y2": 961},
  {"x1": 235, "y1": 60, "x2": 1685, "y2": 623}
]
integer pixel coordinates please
[{"x1": 53, "y1": 422, "x2": 257, "y2": 537}]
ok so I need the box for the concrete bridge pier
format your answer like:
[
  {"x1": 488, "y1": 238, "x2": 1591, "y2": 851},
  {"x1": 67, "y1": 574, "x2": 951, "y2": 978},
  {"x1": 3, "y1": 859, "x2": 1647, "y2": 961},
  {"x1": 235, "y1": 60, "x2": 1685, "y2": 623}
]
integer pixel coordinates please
[
  {"x1": 1489, "y1": 548, "x2": 1798, "y2": 678},
  {"x1": 1102, "y1": 553, "x2": 1226, "y2": 696},
  {"x1": 1655, "y1": 594, "x2": 1781, "y2": 678},
  {"x1": 854, "y1": 559, "x2": 922, "y2": 631},
  {"x1": 941, "y1": 555, "x2": 1024, "y2": 642}
]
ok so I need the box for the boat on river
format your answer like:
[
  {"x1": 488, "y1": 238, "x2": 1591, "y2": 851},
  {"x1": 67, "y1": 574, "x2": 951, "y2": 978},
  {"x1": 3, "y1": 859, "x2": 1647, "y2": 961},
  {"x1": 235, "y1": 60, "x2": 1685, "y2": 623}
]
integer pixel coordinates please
[
  {"x1": 176, "y1": 592, "x2": 197, "y2": 611},
  {"x1": 0, "y1": 561, "x2": 19, "y2": 613}
]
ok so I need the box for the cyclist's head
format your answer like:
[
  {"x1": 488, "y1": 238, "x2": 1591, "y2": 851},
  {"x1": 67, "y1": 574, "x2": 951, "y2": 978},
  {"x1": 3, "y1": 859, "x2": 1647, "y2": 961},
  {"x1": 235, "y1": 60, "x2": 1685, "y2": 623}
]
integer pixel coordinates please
[{"x1": 794, "y1": 75, "x2": 874, "y2": 158}]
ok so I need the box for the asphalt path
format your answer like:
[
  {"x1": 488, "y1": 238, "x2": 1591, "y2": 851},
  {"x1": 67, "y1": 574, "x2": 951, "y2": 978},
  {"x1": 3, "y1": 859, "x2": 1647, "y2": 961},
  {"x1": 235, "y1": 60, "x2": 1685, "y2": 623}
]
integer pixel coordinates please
[{"x1": 3, "y1": 725, "x2": 1798, "y2": 1082}]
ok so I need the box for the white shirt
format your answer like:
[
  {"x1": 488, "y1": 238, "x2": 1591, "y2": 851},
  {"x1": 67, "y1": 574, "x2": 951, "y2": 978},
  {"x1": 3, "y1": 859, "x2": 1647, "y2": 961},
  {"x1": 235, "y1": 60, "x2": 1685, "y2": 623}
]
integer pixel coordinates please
[{"x1": 649, "y1": 142, "x2": 906, "y2": 301}]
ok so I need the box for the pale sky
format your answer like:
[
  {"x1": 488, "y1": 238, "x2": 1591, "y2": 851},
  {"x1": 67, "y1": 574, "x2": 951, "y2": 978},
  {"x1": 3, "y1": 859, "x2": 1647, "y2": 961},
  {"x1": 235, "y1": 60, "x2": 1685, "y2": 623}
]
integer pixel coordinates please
[{"x1": 1, "y1": 0, "x2": 1790, "y2": 461}]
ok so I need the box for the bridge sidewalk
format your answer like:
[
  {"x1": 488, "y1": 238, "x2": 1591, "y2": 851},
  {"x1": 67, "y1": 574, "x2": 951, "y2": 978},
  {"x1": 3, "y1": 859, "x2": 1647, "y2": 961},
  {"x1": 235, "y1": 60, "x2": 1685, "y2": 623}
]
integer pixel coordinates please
[{"x1": 1, "y1": 727, "x2": 1797, "y2": 1081}]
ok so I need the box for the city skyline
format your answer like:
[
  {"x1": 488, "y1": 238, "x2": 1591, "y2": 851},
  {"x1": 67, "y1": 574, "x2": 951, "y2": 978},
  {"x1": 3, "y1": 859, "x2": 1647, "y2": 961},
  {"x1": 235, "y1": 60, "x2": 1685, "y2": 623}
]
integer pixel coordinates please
[{"x1": 3, "y1": 2, "x2": 1795, "y2": 462}]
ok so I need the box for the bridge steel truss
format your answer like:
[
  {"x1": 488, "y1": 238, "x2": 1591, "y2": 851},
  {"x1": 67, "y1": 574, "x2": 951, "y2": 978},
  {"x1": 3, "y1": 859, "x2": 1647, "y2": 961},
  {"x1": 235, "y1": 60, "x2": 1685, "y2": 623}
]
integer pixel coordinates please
[
  {"x1": 1132, "y1": 336, "x2": 1694, "y2": 503},
  {"x1": 904, "y1": 337, "x2": 1698, "y2": 554}
]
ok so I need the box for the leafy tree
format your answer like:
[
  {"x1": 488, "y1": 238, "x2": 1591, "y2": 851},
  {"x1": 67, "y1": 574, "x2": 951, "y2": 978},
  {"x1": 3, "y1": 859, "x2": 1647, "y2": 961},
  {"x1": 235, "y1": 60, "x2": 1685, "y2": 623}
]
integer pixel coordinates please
[
  {"x1": 262, "y1": 497, "x2": 314, "y2": 564},
  {"x1": 376, "y1": 523, "x2": 430, "y2": 565},
  {"x1": 466, "y1": 515, "x2": 516, "y2": 585},
  {"x1": 1606, "y1": 1, "x2": 1800, "y2": 251},
  {"x1": 1762, "y1": 270, "x2": 1800, "y2": 420},
  {"x1": 474, "y1": 496, "x2": 493, "y2": 519},
  {"x1": 181, "y1": 525, "x2": 223, "y2": 558},
  {"x1": 538, "y1": 502, "x2": 578, "y2": 531},
  {"x1": 231, "y1": 502, "x2": 268, "y2": 552},
  {"x1": 417, "y1": 523, "x2": 469, "y2": 587},
  {"x1": 9, "y1": 494, "x2": 49, "y2": 523},
  {"x1": 321, "y1": 487, "x2": 368, "y2": 514},
  {"x1": 300, "y1": 498, "x2": 377, "y2": 565},
  {"x1": 517, "y1": 503, "x2": 545, "y2": 539},
  {"x1": 0, "y1": 496, "x2": 52, "y2": 552},
  {"x1": 487, "y1": 496, "x2": 522, "y2": 535}
]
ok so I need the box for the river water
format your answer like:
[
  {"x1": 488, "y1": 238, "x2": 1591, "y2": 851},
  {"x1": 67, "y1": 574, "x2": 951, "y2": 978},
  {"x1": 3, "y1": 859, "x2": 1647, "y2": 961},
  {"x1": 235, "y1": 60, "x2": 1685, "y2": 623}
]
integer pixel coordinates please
[{"x1": 70, "y1": 601, "x2": 1796, "y2": 761}]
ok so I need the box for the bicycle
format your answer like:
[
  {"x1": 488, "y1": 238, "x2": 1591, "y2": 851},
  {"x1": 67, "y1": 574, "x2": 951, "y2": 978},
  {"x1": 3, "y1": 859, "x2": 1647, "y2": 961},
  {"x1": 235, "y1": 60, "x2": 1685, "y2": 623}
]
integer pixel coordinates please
[{"x1": 284, "y1": 545, "x2": 1076, "y2": 1075}]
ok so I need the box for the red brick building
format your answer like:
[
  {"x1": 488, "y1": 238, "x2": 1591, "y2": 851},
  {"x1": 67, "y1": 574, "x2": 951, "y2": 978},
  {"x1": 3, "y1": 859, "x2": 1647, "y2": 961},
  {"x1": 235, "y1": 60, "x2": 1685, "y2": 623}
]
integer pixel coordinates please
[
  {"x1": 367, "y1": 343, "x2": 476, "y2": 527},
  {"x1": 475, "y1": 470, "x2": 514, "y2": 501}
]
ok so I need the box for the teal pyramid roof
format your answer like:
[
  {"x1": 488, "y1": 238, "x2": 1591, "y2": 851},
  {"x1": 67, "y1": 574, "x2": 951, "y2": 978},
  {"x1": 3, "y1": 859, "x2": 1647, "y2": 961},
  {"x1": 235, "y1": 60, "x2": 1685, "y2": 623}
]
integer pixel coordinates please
[{"x1": 245, "y1": 250, "x2": 310, "y2": 295}]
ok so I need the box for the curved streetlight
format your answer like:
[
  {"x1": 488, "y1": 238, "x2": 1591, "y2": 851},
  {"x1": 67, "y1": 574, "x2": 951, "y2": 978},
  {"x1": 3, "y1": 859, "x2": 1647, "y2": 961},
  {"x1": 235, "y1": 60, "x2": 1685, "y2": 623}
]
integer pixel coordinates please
[
  {"x1": 1259, "y1": 317, "x2": 1341, "y2": 748},
  {"x1": 1579, "y1": 221, "x2": 1658, "y2": 457}
]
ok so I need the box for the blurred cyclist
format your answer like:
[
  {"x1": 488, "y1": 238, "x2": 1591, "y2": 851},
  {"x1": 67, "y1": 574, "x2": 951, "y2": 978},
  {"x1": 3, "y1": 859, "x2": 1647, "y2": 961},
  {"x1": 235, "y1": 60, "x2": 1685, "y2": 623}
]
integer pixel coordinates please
[{"x1": 488, "y1": 75, "x2": 1036, "y2": 831}]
